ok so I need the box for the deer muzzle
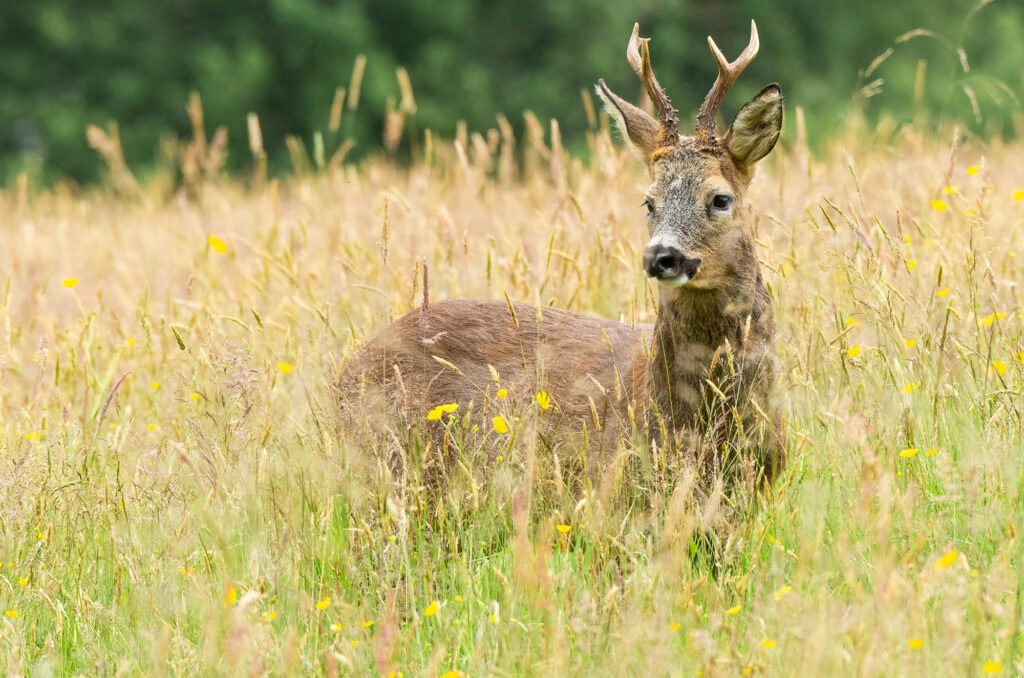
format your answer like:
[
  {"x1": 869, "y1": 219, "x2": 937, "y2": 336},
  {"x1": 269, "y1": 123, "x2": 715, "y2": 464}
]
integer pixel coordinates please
[{"x1": 643, "y1": 244, "x2": 701, "y2": 286}]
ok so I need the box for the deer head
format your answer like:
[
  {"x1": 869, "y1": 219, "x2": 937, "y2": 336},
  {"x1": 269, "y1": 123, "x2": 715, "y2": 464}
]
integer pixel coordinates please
[{"x1": 597, "y1": 21, "x2": 782, "y2": 293}]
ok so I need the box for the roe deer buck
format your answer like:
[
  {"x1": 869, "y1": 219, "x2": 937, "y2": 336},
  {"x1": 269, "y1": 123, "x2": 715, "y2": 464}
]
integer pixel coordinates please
[{"x1": 340, "y1": 20, "x2": 784, "y2": 494}]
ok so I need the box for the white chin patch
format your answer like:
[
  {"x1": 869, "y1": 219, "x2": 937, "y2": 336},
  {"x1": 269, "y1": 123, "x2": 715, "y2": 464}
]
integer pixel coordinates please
[{"x1": 655, "y1": 274, "x2": 690, "y2": 288}]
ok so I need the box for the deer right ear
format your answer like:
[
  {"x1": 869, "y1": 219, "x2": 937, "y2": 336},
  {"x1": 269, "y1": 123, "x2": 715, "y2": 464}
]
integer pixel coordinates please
[
  {"x1": 596, "y1": 79, "x2": 661, "y2": 161},
  {"x1": 725, "y1": 84, "x2": 783, "y2": 166}
]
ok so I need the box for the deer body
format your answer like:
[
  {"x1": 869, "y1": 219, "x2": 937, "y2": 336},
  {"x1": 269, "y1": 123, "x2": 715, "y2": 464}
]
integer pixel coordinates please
[{"x1": 340, "y1": 20, "x2": 785, "y2": 487}]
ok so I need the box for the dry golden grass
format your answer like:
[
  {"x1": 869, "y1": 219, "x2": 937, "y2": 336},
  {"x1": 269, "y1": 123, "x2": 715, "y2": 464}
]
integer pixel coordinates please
[{"x1": 0, "y1": 116, "x2": 1022, "y2": 675}]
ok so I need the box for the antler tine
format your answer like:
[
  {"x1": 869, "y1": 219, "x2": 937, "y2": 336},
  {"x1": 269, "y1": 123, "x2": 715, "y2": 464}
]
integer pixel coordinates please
[
  {"x1": 696, "y1": 20, "x2": 760, "y2": 142},
  {"x1": 626, "y1": 23, "x2": 680, "y2": 147}
]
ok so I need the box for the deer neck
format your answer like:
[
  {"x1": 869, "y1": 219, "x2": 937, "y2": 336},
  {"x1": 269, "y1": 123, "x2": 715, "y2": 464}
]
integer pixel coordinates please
[{"x1": 645, "y1": 265, "x2": 769, "y2": 431}]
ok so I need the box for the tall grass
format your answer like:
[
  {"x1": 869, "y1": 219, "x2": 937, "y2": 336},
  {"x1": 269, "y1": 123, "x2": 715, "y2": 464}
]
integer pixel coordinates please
[{"x1": 0, "y1": 110, "x2": 1022, "y2": 676}]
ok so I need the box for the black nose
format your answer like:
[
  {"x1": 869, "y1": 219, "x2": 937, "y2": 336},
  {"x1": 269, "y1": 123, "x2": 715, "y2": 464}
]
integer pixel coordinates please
[{"x1": 643, "y1": 244, "x2": 701, "y2": 281}]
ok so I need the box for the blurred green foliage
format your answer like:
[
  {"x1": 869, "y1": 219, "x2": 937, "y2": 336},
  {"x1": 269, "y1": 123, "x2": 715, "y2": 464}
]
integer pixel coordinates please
[{"x1": 2, "y1": 0, "x2": 1022, "y2": 185}]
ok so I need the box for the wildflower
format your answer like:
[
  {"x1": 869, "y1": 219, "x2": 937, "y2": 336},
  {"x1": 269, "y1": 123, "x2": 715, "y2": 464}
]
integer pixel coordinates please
[
  {"x1": 992, "y1": 360, "x2": 1006, "y2": 376},
  {"x1": 489, "y1": 614, "x2": 498, "y2": 623},
  {"x1": 982, "y1": 661, "x2": 1003, "y2": 674},
  {"x1": 556, "y1": 524, "x2": 571, "y2": 534},
  {"x1": 904, "y1": 339, "x2": 918, "y2": 347},
  {"x1": 930, "y1": 200, "x2": 948, "y2": 211},
  {"x1": 17, "y1": 578, "x2": 27, "y2": 586},
  {"x1": 62, "y1": 278, "x2": 78, "y2": 288},
  {"x1": 496, "y1": 388, "x2": 508, "y2": 398},
  {"x1": 151, "y1": 381, "x2": 160, "y2": 390},
  {"x1": 761, "y1": 639, "x2": 777, "y2": 649},
  {"x1": 350, "y1": 640, "x2": 359, "y2": 647},
  {"x1": 264, "y1": 610, "x2": 277, "y2": 622},
  {"x1": 774, "y1": 585, "x2": 792, "y2": 601},
  {"x1": 903, "y1": 383, "x2": 918, "y2": 393},
  {"x1": 4, "y1": 610, "x2": 17, "y2": 618},
  {"x1": 492, "y1": 416, "x2": 509, "y2": 434},
  {"x1": 454, "y1": 596, "x2": 462, "y2": 603},
  {"x1": 127, "y1": 337, "x2": 137, "y2": 347},
  {"x1": 316, "y1": 597, "x2": 331, "y2": 610},
  {"x1": 277, "y1": 362, "x2": 294, "y2": 374},
  {"x1": 427, "y1": 406, "x2": 443, "y2": 421},
  {"x1": 423, "y1": 600, "x2": 439, "y2": 617},
  {"x1": 936, "y1": 549, "x2": 957, "y2": 569},
  {"x1": 36, "y1": 532, "x2": 47, "y2": 541},
  {"x1": 726, "y1": 605, "x2": 742, "y2": 615},
  {"x1": 226, "y1": 588, "x2": 237, "y2": 606},
  {"x1": 935, "y1": 288, "x2": 949, "y2": 297},
  {"x1": 743, "y1": 668, "x2": 752, "y2": 676},
  {"x1": 925, "y1": 448, "x2": 938, "y2": 456},
  {"x1": 908, "y1": 638, "x2": 924, "y2": 648},
  {"x1": 900, "y1": 448, "x2": 919, "y2": 458},
  {"x1": 965, "y1": 166, "x2": 979, "y2": 175},
  {"x1": 906, "y1": 260, "x2": 917, "y2": 271},
  {"x1": 362, "y1": 620, "x2": 374, "y2": 628},
  {"x1": 979, "y1": 313, "x2": 995, "y2": 327},
  {"x1": 903, "y1": 235, "x2": 912, "y2": 243},
  {"x1": 943, "y1": 186, "x2": 957, "y2": 194},
  {"x1": 846, "y1": 345, "x2": 861, "y2": 358},
  {"x1": 536, "y1": 391, "x2": 552, "y2": 410},
  {"x1": 496, "y1": 455, "x2": 503, "y2": 462},
  {"x1": 147, "y1": 424, "x2": 158, "y2": 431},
  {"x1": 330, "y1": 623, "x2": 342, "y2": 632},
  {"x1": 441, "y1": 672, "x2": 462, "y2": 678},
  {"x1": 190, "y1": 392, "x2": 200, "y2": 400},
  {"x1": 441, "y1": 403, "x2": 458, "y2": 414},
  {"x1": 208, "y1": 236, "x2": 229, "y2": 253},
  {"x1": 846, "y1": 317, "x2": 856, "y2": 327},
  {"x1": 670, "y1": 622, "x2": 681, "y2": 631},
  {"x1": 1014, "y1": 191, "x2": 1024, "y2": 202},
  {"x1": 1017, "y1": 350, "x2": 1024, "y2": 364}
]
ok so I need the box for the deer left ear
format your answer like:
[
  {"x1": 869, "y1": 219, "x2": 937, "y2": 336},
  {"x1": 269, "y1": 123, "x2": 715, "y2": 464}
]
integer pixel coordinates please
[{"x1": 725, "y1": 84, "x2": 782, "y2": 165}]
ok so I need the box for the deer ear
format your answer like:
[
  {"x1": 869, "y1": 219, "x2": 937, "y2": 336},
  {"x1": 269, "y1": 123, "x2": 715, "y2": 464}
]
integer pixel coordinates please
[
  {"x1": 725, "y1": 84, "x2": 783, "y2": 165},
  {"x1": 596, "y1": 79, "x2": 661, "y2": 161}
]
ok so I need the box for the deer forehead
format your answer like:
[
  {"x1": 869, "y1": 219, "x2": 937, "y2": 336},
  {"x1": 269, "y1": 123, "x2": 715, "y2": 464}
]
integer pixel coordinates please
[{"x1": 650, "y1": 147, "x2": 744, "y2": 199}]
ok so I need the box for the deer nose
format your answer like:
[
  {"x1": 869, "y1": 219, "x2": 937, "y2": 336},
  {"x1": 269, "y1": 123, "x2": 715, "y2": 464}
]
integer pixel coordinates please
[{"x1": 643, "y1": 245, "x2": 701, "y2": 282}]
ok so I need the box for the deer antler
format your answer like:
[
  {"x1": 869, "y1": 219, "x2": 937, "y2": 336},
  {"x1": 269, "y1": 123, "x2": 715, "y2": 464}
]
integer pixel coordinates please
[
  {"x1": 696, "y1": 20, "x2": 760, "y2": 143},
  {"x1": 626, "y1": 23, "x2": 679, "y2": 147}
]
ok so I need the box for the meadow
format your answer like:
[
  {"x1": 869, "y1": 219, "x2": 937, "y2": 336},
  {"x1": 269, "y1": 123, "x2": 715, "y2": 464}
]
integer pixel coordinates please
[{"x1": 0, "y1": 104, "x2": 1022, "y2": 676}]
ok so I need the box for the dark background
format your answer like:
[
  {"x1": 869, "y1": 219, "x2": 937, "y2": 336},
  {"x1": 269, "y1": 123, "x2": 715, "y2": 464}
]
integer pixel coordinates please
[{"x1": 2, "y1": 0, "x2": 1022, "y2": 185}]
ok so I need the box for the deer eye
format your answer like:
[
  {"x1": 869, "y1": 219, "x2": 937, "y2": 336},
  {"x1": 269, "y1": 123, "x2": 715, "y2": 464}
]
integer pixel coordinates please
[
  {"x1": 643, "y1": 198, "x2": 655, "y2": 214},
  {"x1": 711, "y1": 194, "x2": 732, "y2": 211}
]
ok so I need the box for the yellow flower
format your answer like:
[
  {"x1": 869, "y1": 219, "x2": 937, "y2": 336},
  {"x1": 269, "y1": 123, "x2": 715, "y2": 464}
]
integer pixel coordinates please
[
  {"x1": 4, "y1": 610, "x2": 17, "y2": 618},
  {"x1": 908, "y1": 638, "x2": 924, "y2": 648},
  {"x1": 903, "y1": 234, "x2": 912, "y2": 243},
  {"x1": 774, "y1": 585, "x2": 792, "y2": 601},
  {"x1": 900, "y1": 448, "x2": 918, "y2": 458},
  {"x1": 761, "y1": 639, "x2": 777, "y2": 649},
  {"x1": 726, "y1": 605, "x2": 742, "y2": 615},
  {"x1": 264, "y1": 610, "x2": 277, "y2": 622},
  {"x1": 496, "y1": 388, "x2": 508, "y2": 398},
  {"x1": 943, "y1": 186, "x2": 957, "y2": 194},
  {"x1": 992, "y1": 360, "x2": 1006, "y2": 376},
  {"x1": 536, "y1": 391, "x2": 552, "y2": 410},
  {"x1": 846, "y1": 345, "x2": 861, "y2": 358},
  {"x1": 441, "y1": 672, "x2": 462, "y2": 678},
  {"x1": 936, "y1": 549, "x2": 957, "y2": 569},
  {"x1": 330, "y1": 622, "x2": 342, "y2": 632},
  {"x1": 316, "y1": 597, "x2": 331, "y2": 610},
  {"x1": 441, "y1": 403, "x2": 458, "y2": 414},
  {"x1": 670, "y1": 622, "x2": 681, "y2": 631},
  {"x1": 982, "y1": 661, "x2": 1003, "y2": 674},
  {"x1": 227, "y1": 588, "x2": 237, "y2": 605},
  {"x1": 208, "y1": 236, "x2": 229, "y2": 253},
  {"x1": 906, "y1": 260, "x2": 917, "y2": 271},
  {"x1": 350, "y1": 640, "x2": 359, "y2": 647},
  {"x1": 904, "y1": 339, "x2": 918, "y2": 347},
  {"x1": 846, "y1": 317, "x2": 856, "y2": 327},
  {"x1": 489, "y1": 614, "x2": 498, "y2": 623},
  {"x1": 1017, "y1": 350, "x2": 1024, "y2": 364},
  {"x1": 556, "y1": 524, "x2": 572, "y2": 534},
  {"x1": 903, "y1": 383, "x2": 918, "y2": 393},
  {"x1": 965, "y1": 166, "x2": 979, "y2": 175},
  {"x1": 147, "y1": 424, "x2": 158, "y2": 431},
  {"x1": 1013, "y1": 190, "x2": 1024, "y2": 202},
  {"x1": 935, "y1": 288, "x2": 949, "y2": 297},
  {"x1": 492, "y1": 416, "x2": 509, "y2": 434},
  {"x1": 454, "y1": 596, "x2": 462, "y2": 602},
  {"x1": 190, "y1": 392, "x2": 201, "y2": 400},
  {"x1": 62, "y1": 278, "x2": 78, "y2": 288},
  {"x1": 979, "y1": 313, "x2": 995, "y2": 327},
  {"x1": 427, "y1": 406, "x2": 443, "y2": 421},
  {"x1": 925, "y1": 448, "x2": 938, "y2": 456},
  {"x1": 36, "y1": 532, "x2": 47, "y2": 541},
  {"x1": 151, "y1": 381, "x2": 160, "y2": 390},
  {"x1": 423, "y1": 600, "x2": 439, "y2": 617},
  {"x1": 743, "y1": 668, "x2": 752, "y2": 676},
  {"x1": 17, "y1": 578, "x2": 27, "y2": 586},
  {"x1": 362, "y1": 620, "x2": 374, "y2": 628},
  {"x1": 127, "y1": 337, "x2": 137, "y2": 347},
  {"x1": 930, "y1": 200, "x2": 948, "y2": 211},
  {"x1": 277, "y1": 362, "x2": 294, "y2": 374}
]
